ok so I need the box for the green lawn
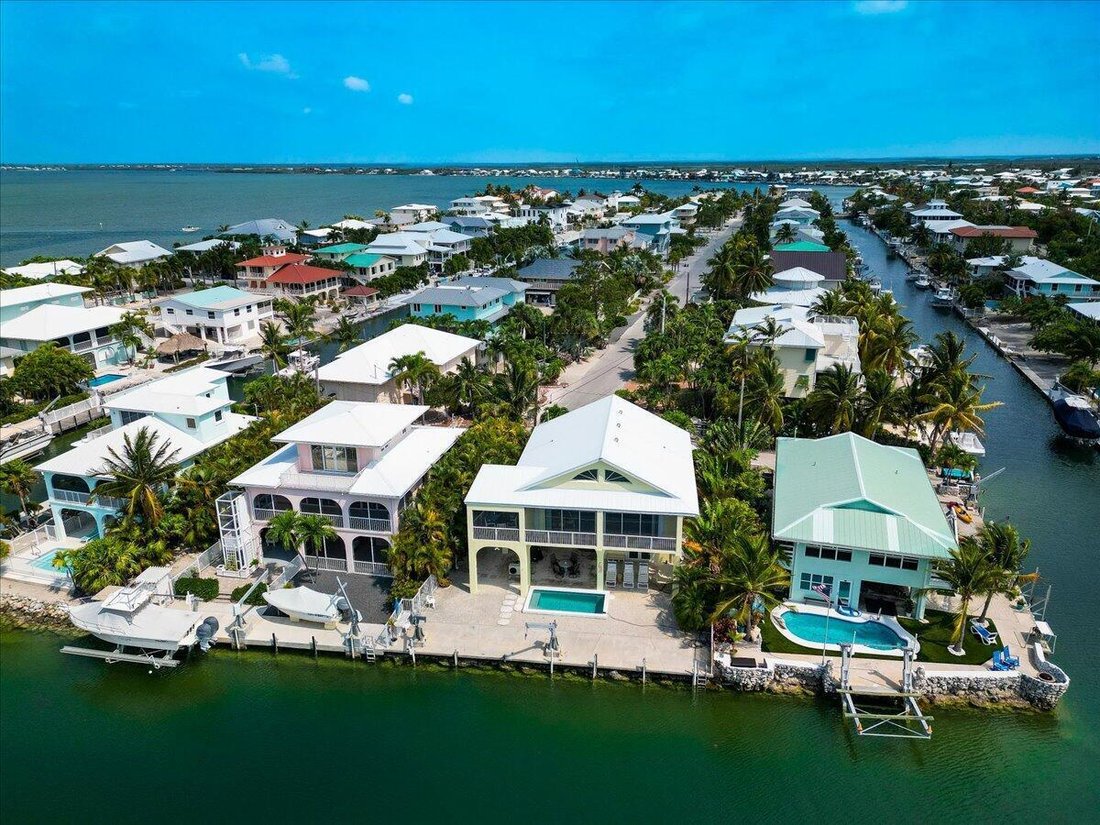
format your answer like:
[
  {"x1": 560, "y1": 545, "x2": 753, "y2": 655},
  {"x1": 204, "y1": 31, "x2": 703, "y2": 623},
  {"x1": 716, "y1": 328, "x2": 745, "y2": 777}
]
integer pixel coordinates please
[{"x1": 760, "y1": 608, "x2": 996, "y2": 665}]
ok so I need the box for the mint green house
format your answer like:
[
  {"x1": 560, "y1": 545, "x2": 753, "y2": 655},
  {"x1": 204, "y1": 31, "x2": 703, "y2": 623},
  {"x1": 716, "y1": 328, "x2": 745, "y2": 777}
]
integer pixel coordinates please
[
  {"x1": 772, "y1": 433, "x2": 957, "y2": 620},
  {"x1": 408, "y1": 277, "x2": 527, "y2": 324}
]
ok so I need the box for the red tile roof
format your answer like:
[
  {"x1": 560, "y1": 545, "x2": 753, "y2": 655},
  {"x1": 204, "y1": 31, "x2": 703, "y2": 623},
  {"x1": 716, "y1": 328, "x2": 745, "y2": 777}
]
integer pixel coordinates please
[
  {"x1": 266, "y1": 263, "x2": 342, "y2": 284},
  {"x1": 236, "y1": 252, "x2": 310, "y2": 268},
  {"x1": 950, "y1": 225, "x2": 1037, "y2": 239},
  {"x1": 344, "y1": 285, "x2": 380, "y2": 297},
  {"x1": 1015, "y1": 187, "x2": 1040, "y2": 194}
]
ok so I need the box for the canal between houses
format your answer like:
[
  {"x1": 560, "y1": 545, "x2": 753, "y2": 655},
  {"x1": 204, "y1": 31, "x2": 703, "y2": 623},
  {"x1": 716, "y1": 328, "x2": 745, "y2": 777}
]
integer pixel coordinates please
[{"x1": 2, "y1": 206, "x2": 1098, "y2": 824}]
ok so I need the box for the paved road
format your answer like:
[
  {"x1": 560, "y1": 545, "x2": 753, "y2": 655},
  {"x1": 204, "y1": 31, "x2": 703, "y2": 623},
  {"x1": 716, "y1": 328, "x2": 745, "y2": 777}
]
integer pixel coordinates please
[{"x1": 546, "y1": 218, "x2": 740, "y2": 410}]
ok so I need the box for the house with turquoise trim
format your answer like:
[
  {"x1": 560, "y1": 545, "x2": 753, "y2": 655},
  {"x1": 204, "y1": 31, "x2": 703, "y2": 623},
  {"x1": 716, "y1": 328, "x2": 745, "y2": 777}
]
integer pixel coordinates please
[
  {"x1": 312, "y1": 242, "x2": 372, "y2": 262},
  {"x1": 772, "y1": 433, "x2": 957, "y2": 620},
  {"x1": 35, "y1": 367, "x2": 252, "y2": 540},
  {"x1": 407, "y1": 277, "x2": 527, "y2": 323},
  {"x1": 1004, "y1": 257, "x2": 1100, "y2": 301}
]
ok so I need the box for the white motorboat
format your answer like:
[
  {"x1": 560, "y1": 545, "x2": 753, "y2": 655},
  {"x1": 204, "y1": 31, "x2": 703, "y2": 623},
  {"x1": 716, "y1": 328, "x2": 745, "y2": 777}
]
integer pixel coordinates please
[
  {"x1": 276, "y1": 348, "x2": 320, "y2": 378},
  {"x1": 950, "y1": 431, "x2": 986, "y2": 457},
  {"x1": 181, "y1": 225, "x2": 200, "y2": 233},
  {"x1": 263, "y1": 585, "x2": 359, "y2": 627},
  {"x1": 66, "y1": 567, "x2": 218, "y2": 655},
  {"x1": 931, "y1": 286, "x2": 955, "y2": 306},
  {"x1": 914, "y1": 273, "x2": 932, "y2": 289}
]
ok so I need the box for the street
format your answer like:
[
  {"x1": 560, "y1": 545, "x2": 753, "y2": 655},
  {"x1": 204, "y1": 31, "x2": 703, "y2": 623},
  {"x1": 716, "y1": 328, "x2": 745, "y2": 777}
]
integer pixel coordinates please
[{"x1": 545, "y1": 217, "x2": 740, "y2": 410}]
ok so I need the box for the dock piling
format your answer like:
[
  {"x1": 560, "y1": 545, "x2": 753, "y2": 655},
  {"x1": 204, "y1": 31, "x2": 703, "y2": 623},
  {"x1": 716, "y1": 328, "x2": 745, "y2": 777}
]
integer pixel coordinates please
[
  {"x1": 271, "y1": 633, "x2": 278, "y2": 655},
  {"x1": 311, "y1": 636, "x2": 317, "y2": 659},
  {"x1": 642, "y1": 658, "x2": 647, "y2": 685},
  {"x1": 592, "y1": 654, "x2": 597, "y2": 680}
]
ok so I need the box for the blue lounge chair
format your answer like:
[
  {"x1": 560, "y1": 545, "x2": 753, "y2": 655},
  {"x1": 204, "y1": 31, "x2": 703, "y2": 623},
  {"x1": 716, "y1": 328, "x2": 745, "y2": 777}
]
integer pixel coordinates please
[
  {"x1": 1002, "y1": 646, "x2": 1020, "y2": 669},
  {"x1": 970, "y1": 620, "x2": 998, "y2": 646}
]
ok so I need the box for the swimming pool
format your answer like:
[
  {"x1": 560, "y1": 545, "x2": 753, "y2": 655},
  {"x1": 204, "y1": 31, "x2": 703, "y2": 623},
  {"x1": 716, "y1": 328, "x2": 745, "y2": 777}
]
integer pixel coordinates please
[
  {"x1": 524, "y1": 587, "x2": 608, "y2": 617},
  {"x1": 779, "y1": 609, "x2": 909, "y2": 651},
  {"x1": 88, "y1": 373, "x2": 125, "y2": 387},
  {"x1": 28, "y1": 549, "x2": 72, "y2": 575}
]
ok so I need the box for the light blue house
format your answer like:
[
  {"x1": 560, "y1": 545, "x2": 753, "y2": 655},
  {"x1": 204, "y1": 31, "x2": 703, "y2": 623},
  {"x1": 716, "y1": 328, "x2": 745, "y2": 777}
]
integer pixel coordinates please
[
  {"x1": 408, "y1": 277, "x2": 527, "y2": 323},
  {"x1": 772, "y1": 433, "x2": 957, "y2": 620},
  {"x1": 0, "y1": 282, "x2": 131, "y2": 372},
  {"x1": 1004, "y1": 257, "x2": 1100, "y2": 301},
  {"x1": 621, "y1": 213, "x2": 679, "y2": 256},
  {"x1": 35, "y1": 367, "x2": 253, "y2": 539}
]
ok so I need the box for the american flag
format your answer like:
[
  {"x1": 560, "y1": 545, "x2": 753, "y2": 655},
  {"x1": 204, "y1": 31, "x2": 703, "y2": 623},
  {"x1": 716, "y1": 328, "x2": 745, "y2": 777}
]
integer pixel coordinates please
[{"x1": 812, "y1": 582, "x2": 832, "y2": 600}]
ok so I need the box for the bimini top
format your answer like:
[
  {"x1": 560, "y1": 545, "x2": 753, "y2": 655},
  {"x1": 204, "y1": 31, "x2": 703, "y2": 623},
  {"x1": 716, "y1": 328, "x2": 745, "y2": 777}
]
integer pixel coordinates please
[
  {"x1": 466, "y1": 395, "x2": 699, "y2": 516},
  {"x1": 772, "y1": 433, "x2": 956, "y2": 559}
]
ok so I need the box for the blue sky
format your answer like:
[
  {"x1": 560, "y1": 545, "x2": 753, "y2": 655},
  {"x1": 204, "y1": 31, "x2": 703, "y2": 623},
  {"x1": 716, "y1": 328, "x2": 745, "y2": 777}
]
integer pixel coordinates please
[{"x1": 1, "y1": 0, "x2": 1098, "y2": 163}]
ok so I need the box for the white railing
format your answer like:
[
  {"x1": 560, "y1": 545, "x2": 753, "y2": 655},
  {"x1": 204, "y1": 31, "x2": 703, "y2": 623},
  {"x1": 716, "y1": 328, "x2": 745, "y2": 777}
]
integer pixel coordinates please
[
  {"x1": 269, "y1": 556, "x2": 304, "y2": 590},
  {"x1": 603, "y1": 533, "x2": 678, "y2": 552},
  {"x1": 50, "y1": 488, "x2": 126, "y2": 509},
  {"x1": 473, "y1": 526, "x2": 520, "y2": 541},
  {"x1": 302, "y1": 512, "x2": 343, "y2": 527},
  {"x1": 353, "y1": 560, "x2": 392, "y2": 577},
  {"x1": 378, "y1": 574, "x2": 436, "y2": 648},
  {"x1": 524, "y1": 529, "x2": 596, "y2": 547},
  {"x1": 305, "y1": 555, "x2": 348, "y2": 572},
  {"x1": 279, "y1": 467, "x2": 357, "y2": 492},
  {"x1": 80, "y1": 423, "x2": 114, "y2": 441},
  {"x1": 193, "y1": 542, "x2": 224, "y2": 575},
  {"x1": 7, "y1": 521, "x2": 58, "y2": 554},
  {"x1": 252, "y1": 507, "x2": 292, "y2": 522},
  {"x1": 348, "y1": 516, "x2": 392, "y2": 532}
]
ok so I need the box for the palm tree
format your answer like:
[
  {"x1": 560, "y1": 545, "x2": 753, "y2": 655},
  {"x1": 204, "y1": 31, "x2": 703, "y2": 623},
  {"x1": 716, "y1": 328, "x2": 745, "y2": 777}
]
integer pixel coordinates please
[
  {"x1": 806, "y1": 364, "x2": 863, "y2": 434},
  {"x1": 440, "y1": 357, "x2": 490, "y2": 416},
  {"x1": 732, "y1": 243, "x2": 774, "y2": 298},
  {"x1": 492, "y1": 361, "x2": 540, "y2": 424},
  {"x1": 277, "y1": 298, "x2": 318, "y2": 344},
  {"x1": 325, "y1": 316, "x2": 361, "y2": 353},
  {"x1": 0, "y1": 460, "x2": 39, "y2": 522},
  {"x1": 725, "y1": 331, "x2": 756, "y2": 430},
  {"x1": 935, "y1": 538, "x2": 1001, "y2": 655},
  {"x1": 259, "y1": 321, "x2": 290, "y2": 371},
  {"x1": 918, "y1": 372, "x2": 1001, "y2": 453},
  {"x1": 774, "y1": 223, "x2": 797, "y2": 244},
  {"x1": 856, "y1": 369, "x2": 900, "y2": 438},
  {"x1": 298, "y1": 513, "x2": 338, "y2": 557},
  {"x1": 925, "y1": 331, "x2": 976, "y2": 384},
  {"x1": 108, "y1": 311, "x2": 152, "y2": 365},
  {"x1": 710, "y1": 533, "x2": 791, "y2": 636},
  {"x1": 56, "y1": 535, "x2": 141, "y2": 594},
  {"x1": 388, "y1": 351, "x2": 440, "y2": 404},
  {"x1": 266, "y1": 510, "x2": 306, "y2": 563},
  {"x1": 975, "y1": 522, "x2": 1031, "y2": 623},
  {"x1": 704, "y1": 243, "x2": 738, "y2": 300},
  {"x1": 91, "y1": 427, "x2": 180, "y2": 528},
  {"x1": 809, "y1": 289, "x2": 849, "y2": 317},
  {"x1": 746, "y1": 355, "x2": 785, "y2": 433}
]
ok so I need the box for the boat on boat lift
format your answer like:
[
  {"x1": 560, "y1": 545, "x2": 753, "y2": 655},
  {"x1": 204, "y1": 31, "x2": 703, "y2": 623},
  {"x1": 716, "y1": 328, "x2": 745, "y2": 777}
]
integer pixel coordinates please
[
  {"x1": 931, "y1": 285, "x2": 955, "y2": 307},
  {"x1": 949, "y1": 431, "x2": 986, "y2": 457},
  {"x1": 262, "y1": 579, "x2": 361, "y2": 628},
  {"x1": 914, "y1": 273, "x2": 932, "y2": 289},
  {"x1": 276, "y1": 348, "x2": 320, "y2": 378},
  {"x1": 1048, "y1": 386, "x2": 1100, "y2": 443}
]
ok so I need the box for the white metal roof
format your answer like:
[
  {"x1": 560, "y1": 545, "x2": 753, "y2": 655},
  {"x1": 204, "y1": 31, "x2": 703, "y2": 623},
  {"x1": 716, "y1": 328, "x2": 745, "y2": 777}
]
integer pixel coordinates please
[
  {"x1": 317, "y1": 324, "x2": 480, "y2": 386},
  {"x1": 174, "y1": 239, "x2": 241, "y2": 253},
  {"x1": 105, "y1": 367, "x2": 231, "y2": 417},
  {"x1": 272, "y1": 401, "x2": 428, "y2": 448},
  {"x1": 465, "y1": 396, "x2": 699, "y2": 516},
  {"x1": 1, "y1": 282, "x2": 90, "y2": 306},
  {"x1": 749, "y1": 286, "x2": 828, "y2": 308},
  {"x1": 0, "y1": 303, "x2": 126, "y2": 341},
  {"x1": 1, "y1": 260, "x2": 85, "y2": 280},
  {"x1": 1068, "y1": 301, "x2": 1100, "y2": 321},
  {"x1": 95, "y1": 240, "x2": 173, "y2": 265},
  {"x1": 773, "y1": 266, "x2": 825, "y2": 285}
]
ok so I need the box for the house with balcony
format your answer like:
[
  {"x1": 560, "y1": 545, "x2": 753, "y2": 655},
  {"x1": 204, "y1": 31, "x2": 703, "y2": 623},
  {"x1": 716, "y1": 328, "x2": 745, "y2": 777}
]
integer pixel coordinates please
[
  {"x1": 726, "y1": 305, "x2": 860, "y2": 398},
  {"x1": 445, "y1": 216, "x2": 494, "y2": 238},
  {"x1": 363, "y1": 233, "x2": 430, "y2": 268},
  {"x1": 908, "y1": 199, "x2": 964, "y2": 227},
  {"x1": 516, "y1": 258, "x2": 582, "y2": 306},
  {"x1": 400, "y1": 227, "x2": 473, "y2": 272},
  {"x1": 464, "y1": 395, "x2": 699, "y2": 595},
  {"x1": 389, "y1": 204, "x2": 439, "y2": 226},
  {"x1": 0, "y1": 283, "x2": 131, "y2": 371},
  {"x1": 749, "y1": 266, "x2": 830, "y2": 308},
  {"x1": 227, "y1": 402, "x2": 465, "y2": 577},
  {"x1": 35, "y1": 367, "x2": 252, "y2": 540},
  {"x1": 1004, "y1": 257, "x2": 1100, "y2": 300},
  {"x1": 408, "y1": 277, "x2": 527, "y2": 323},
  {"x1": 581, "y1": 226, "x2": 636, "y2": 254},
  {"x1": 236, "y1": 245, "x2": 311, "y2": 290},
  {"x1": 317, "y1": 324, "x2": 481, "y2": 403},
  {"x1": 344, "y1": 253, "x2": 398, "y2": 284},
  {"x1": 948, "y1": 225, "x2": 1037, "y2": 255},
  {"x1": 312, "y1": 242, "x2": 372, "y2": 262},
  {"x1": 621, "y1": 213, "x2": 678, "y2": 256},
  {"x1": 158, "y1": 285, "x2": 273, "y2": 345},
  {"x1": 772, "y1": 433, "x2": 957, "y2": 619}
]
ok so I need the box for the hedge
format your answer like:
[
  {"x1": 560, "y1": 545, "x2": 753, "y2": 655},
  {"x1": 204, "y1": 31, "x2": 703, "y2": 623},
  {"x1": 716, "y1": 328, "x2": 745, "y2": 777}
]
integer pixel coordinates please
[
  {"x1": 230, "y1": 582, "x2": 268, "y2": 605},
  {"x1": 173, "y1": 576, "x2": 220, "y2": 601}
]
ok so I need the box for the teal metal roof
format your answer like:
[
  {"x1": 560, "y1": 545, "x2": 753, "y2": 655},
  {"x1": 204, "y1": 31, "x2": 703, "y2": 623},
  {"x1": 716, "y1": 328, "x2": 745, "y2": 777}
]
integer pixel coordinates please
[
  {"x1": 772, "y1": 433, "x2": 956, "y2": 559},
  {"x1": 173, "y1": 285, "x2": 256, "y2": 309},
  {"x1": 773, "y1": 241, "x2": 831, "y2": 253},
  {"x1": 316, "y1": 243, "x2": 371, "y2": 255},
  {"x1": 345, "y1": 253, "x2": 384, "y2": 268}
]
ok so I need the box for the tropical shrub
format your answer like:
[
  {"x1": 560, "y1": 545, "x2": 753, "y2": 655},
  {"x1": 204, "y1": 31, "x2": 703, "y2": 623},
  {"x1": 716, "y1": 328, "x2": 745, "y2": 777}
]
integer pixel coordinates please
[{"x1": 174, "y1": 577, "x2": 220, "y2": 601}]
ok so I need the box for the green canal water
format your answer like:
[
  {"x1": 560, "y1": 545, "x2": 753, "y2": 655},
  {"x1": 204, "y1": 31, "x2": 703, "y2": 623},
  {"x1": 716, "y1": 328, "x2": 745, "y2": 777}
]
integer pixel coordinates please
[{"x1": 2, "y1": 195, "x2": 1099, "y2": 823}]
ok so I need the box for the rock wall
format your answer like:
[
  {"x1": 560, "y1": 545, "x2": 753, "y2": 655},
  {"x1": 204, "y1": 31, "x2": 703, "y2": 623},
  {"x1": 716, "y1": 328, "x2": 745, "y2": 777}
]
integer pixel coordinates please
[{"x1": 0, "y1": 594, "x2": 74, "y2": 632}]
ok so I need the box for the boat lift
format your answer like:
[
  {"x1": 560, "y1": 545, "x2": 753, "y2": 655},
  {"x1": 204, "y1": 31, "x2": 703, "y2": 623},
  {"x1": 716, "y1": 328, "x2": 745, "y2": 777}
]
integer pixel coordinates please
[
  {"x1": 525, "y1": 621, "x2": 561, "y2": 658},
  {"x1": 60, "y1": 645, "x2": 181, "y2": 669},
  {"x1": 839, "y1": 644, "x2": 933, "y2": 740}
]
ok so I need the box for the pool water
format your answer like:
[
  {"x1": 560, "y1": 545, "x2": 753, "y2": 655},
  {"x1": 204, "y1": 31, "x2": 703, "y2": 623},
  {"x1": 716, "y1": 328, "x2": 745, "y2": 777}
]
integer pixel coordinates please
[
  {"x1": 28, "y1": 549, "x2": 71, "y2": 575},
  {"x1": 529, "y1": 588, "x2": 606, "y2": 614},
  {"x1": 781, "y1": 610, "x2": 906, "y2": 650},
  {"x1": 88, "y1": 373, "x2": 125, "y2": 387}
]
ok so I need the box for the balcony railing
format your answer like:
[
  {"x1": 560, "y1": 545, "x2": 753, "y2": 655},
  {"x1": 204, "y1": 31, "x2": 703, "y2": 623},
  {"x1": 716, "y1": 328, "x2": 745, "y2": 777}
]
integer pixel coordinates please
[
  {"x1": 473, "y1": 526, "x2": 521, "y2": 542},
  {"x1": 353, "y1": 561, "x2": 393, "y2": 577},
  {"x1": 348, "y1": 516, "x2": 392, "y2": 533},
  {"x1": 252, "y1": 507, "x2": 290, "y2": 522},
  {"x1": 302, "y1": 512, "x2": 344, "y2": 527},
  {"x1": 50, "y1": 488, "x2": 125, "y2": 509},
  {"x1": 304, "y1": 555, "x2": 347, "y2": 572},
  {"x1": 524, "y1": 529, "x2": 597, "y2": 547},
  {"x1": 603, "y1": 533, "x2": 678, "y2": 552},
  {"x1": 279, "y1": 467, "x2": 357, "y2": 492}
]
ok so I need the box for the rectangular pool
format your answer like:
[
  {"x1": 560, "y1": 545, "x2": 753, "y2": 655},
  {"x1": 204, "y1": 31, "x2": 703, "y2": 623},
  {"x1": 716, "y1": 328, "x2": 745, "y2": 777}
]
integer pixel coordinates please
[
  {"x1": 524, "y1": 587, "x2": 608, "y2": 617},
  {"x1": 89, "y1": 373, "x2": 125, "y2": 387},
  {"x1": 28, "y1": 549, "x2": 72, "y2": 576}
]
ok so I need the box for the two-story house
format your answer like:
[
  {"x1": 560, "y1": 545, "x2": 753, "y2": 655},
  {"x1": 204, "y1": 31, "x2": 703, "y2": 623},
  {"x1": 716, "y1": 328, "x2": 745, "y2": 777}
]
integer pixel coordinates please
[
  {"x1": 317, "y1": 324, "x2": 482, "y2": 403},
  {"x1": 94, "y1": 240, "x2": 172, "y2": 267},
  {"x1": 227, "y1": 402, "x2": 465, "y2": 576},
  {"x1": 389, "y1": 204, "x2": 438, "y2": 226},
  {"x1": 1004, "y1": 258, "x2": 1100, "y2": 301},
  {"x1": 363, "y1": 233, "x2": 430, "y2": 268},
  {"x1": 772, "y1": 433, "x2": 957, "y2": 620},
  {"x1": 408, "y1": 276, "x2": 527, "y2": 323},
  {"x1": 159, "y1": 286, "x2": 273, "y2": 345},
  {"x1": 0, "y1": 283, "x2": 130, "y2": 373},
  {"x1": 236, "y1": 246, "x2": 310, "y2": 289},
  {"x1": 344, "y1": 253, "x2": 398, "y2": 285},
  {"x1": 948, "y1": 225, "x2": 1037, "y2": 255},
  {"x1": 312, "y1": 243, "x2": 372, "y2": 263},
  {"x1": 464, "y1": 396, "x2": 699, "y2": 595},
  {"x1": 35, "y1": 367, "x2": 252, "y2": 540},
  {"x1": 621, "y1": 212, "x2": 678, "y2": 256},
  {"x1": 516, "y1": 258, "x2": 582, "y2": 307}
]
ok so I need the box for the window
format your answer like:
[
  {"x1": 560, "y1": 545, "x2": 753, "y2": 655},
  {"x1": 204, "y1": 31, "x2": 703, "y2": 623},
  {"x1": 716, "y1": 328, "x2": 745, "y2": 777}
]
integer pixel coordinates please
[
  {"x1": 604, "y1": 470, "x2": 630, "y2": 484},
  {"x1": 119, "y1": 410, "x2": 147, "y2": 425},
  {"x1": 434, "y1": 304, "x2": 442, "y2": 313},
  {"x1": 185, "y1": 309, "x2": 193, "y2": 316},
  {"x1": 605, "y1": 512, "x2": 658, "y2": 536},
  {"x1": 207, "y1": 311, "x2": 215, "y2": 319},
  {"x1": 573, "y1": 469, "x2": 598, "y2": 481},
  {"x1": 234, "y1": 308, "x2": 241, "y2": 316},
  {"x1": 473, "y1": 510, "x2": 519, "y2": 529},
  {"x1": 545, "y1": 509, "x2": 595, "y2": 533},
  {"x1": 805, "y1": 348, "x2": 816, "y2": 362},
  {"x1": 412, "y1": 303, "x2": 421, "y2": 312},
  {"x1": 310, "y1": 444, "x2": 358, "y2": 474},
  {"x1": 799, "y1": 572, "x2": 833, "y2": 592},
  {"x1": 869, "y1": 553, "x2": 919, "y2": 571},
  {"x1": 186, "y1": 417, "x2": 196, "y2": 429},
  {"x1": 166, "y1": 308, "x2": 175, "y2": 315},
  {"x1": 805, "y1": 546, "x2": 852, "y2": 562},
  {"x1": 214, "y1": 410, "x2": 223, "y2": 422}
]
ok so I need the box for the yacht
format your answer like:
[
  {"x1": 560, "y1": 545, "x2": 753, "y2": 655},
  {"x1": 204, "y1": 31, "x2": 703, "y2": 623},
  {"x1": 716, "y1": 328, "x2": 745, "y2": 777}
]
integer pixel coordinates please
[
  {"x1": 931, "y1": 286, "x2": 955, "y2": 306},
  {"x1": 949, "y1": 431, "x2": 986, "y2": 457}
]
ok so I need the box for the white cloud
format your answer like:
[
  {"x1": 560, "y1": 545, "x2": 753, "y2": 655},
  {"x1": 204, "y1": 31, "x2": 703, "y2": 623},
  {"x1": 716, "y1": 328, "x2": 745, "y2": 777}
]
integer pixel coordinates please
[
  {"x1": 344, "y1": 76, "x2": 370, "y2": 92},
  {"x1": 397, "y1": 93, "x2": 414, "y2": 105},
  {"x1": 852, "y1": 0, "x2": 908, "y2": 13},
  {"x1": 239, "y1": 52, "x2": 297, "y2": 78}
]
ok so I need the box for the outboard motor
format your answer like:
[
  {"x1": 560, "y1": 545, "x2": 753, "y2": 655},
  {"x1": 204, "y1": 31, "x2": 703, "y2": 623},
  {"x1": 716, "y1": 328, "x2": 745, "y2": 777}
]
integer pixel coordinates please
[
  {"x1": 335, "y1": 597, "x2": 354, "y2": 622},
  {"x1": 196, "y1": 617, "x2": 220, "y2": 652}
]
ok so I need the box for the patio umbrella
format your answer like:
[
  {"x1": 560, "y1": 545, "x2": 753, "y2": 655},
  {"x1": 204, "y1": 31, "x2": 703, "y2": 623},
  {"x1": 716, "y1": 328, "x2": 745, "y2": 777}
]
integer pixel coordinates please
[{"x1": 156, "y1": 332, "x2": 208, "y2": 363}]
